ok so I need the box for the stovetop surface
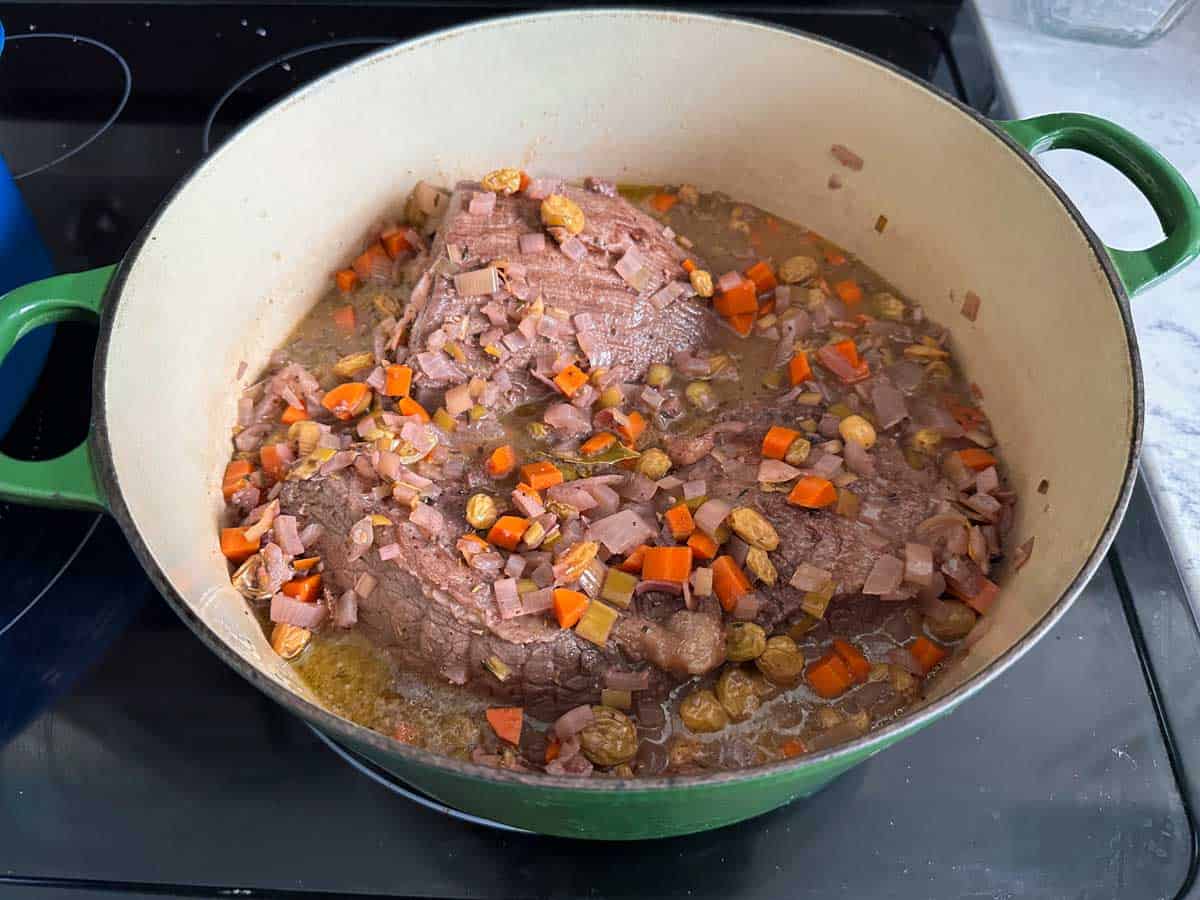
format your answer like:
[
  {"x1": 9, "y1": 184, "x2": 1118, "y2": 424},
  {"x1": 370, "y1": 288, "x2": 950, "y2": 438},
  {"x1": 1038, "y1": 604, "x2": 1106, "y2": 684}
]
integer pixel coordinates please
[{"x1": 0, "y1": 3, "x2": 1197, "y2": 898}]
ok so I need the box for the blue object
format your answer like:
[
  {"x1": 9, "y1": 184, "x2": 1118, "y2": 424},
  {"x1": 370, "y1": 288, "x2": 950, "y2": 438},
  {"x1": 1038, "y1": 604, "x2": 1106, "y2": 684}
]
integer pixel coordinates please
[{"x1": 0, "y1": 20, "x2": 58, "y2": 439}]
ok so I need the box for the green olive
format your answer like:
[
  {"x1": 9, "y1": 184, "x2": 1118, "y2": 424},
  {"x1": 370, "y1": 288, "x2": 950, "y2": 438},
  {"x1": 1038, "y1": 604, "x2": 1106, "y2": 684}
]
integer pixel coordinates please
[
  {"x1": 872, "y1": 292, "x2": 906, "y2": 321},
  {"x1": 685, "y1": 381, "x2": 717, "y2": 411},
  {"x1": 646, "y1": 364, "x2": 673, "y2": 388},
  {"x1": 635, "y1": 447, "x2": 672, "y2": 480},
  {"x1": 755, "y1": 635, "x2": 806, "y2": 687},
  {"x1": 725, "y1": 622, "x2": 768, "y2": 662},
  {"x1": 716, "y1": 666, "x2": 761, "y2": 722},
  {"x1": 925, "y1": 602, "x2": 977, "y2": 642},
  {"x1": 579, "y1": 706, "x2": 638, "y2": 766},
  {"x1": 679, "y1": 689, "x2": 729, "y2": 733}
]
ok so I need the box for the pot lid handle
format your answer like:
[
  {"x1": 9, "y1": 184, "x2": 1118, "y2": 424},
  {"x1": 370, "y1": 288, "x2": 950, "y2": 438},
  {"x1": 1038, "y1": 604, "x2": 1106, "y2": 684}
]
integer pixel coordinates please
[
  {"x1": 999, "y1": 113, "x2": 1200, "y2": 297},
  {"x1": 0, "y1": 266, "x2": 112, "y2": 510}
]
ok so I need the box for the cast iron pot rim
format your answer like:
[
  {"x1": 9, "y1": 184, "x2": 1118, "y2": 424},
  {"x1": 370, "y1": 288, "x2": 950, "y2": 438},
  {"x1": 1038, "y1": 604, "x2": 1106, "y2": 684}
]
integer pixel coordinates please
[{"x1": 90, "y1": 8, "x2": 1142, "y2": 795}]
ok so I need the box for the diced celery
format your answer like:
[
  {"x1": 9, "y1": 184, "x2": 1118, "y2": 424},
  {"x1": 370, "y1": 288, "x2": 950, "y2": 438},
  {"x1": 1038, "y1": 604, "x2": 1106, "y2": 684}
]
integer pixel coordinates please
[
  {"x1": 601, "y1": 689, "x2": 632, "y2": 710},
  {"x1": 576, "y1": 601, "x2": 619, "y2": 647},
  {"x1": 600, "y1": 568, "x2": 638, "y2": 609}
]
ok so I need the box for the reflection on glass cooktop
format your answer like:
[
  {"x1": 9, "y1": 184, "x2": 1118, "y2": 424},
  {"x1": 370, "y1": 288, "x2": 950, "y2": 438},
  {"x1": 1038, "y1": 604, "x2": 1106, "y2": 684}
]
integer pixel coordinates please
[{"x1": 0, "y1": 4, "x2": 1196, "y2": 898}]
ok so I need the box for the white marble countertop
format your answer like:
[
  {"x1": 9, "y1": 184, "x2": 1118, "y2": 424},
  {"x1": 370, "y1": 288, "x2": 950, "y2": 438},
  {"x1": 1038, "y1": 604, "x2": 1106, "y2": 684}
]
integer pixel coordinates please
[{"x1": 977, "y1": 0, "x2": 1200, "y2": 597}]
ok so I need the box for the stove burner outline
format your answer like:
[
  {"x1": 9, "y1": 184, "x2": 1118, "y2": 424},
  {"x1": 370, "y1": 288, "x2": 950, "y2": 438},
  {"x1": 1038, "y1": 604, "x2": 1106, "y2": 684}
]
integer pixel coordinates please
[
  {"x1": 201, "y1": 37, "x2": 393, "y2": 155},
  {"x1": 3, "y1": 33, "x2": 131, "y2": 181}
]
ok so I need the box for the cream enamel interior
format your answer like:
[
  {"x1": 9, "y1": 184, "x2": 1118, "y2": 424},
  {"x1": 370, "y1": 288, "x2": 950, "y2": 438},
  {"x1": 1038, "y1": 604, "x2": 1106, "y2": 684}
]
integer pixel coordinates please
[{"x1": 101, "y1": 12, "x2": 1134, "y2": 734}]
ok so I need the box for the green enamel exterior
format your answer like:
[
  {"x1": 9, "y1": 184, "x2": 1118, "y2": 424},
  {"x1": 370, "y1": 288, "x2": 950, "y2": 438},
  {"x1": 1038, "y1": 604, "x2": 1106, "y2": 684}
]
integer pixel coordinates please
[
  {"x1": 999, "y1": 113, "x2": 1200, "y2": 296},
  {"x1": 0, "y1": 265, "x2": 113, "y2": 510},
  {"x1": 336, "y1": 716, "x2": 932, "y2": 840}
]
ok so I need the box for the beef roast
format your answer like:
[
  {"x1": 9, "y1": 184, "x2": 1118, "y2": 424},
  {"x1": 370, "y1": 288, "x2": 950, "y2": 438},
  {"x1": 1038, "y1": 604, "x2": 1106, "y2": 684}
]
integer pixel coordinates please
[
  {"x1": 406, "y1": 182, "x2": 716, "y2": 406},
  {"x1": 278, "y1": 471, "x2": 723, "y2": 720}
]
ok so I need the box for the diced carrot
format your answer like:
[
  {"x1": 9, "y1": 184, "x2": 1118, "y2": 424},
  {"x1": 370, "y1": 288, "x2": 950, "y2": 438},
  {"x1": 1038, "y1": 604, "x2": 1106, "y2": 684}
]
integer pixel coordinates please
[
  {"x1": 332, "y1": 304, "x2": 356, "y2": 333},
  {"x1": 687, "y1": 531, "x2": 719, "y2": 562},
  {"x1": 397, "y1": 396, "x2": 430, "y2": 422},
  {"x1": 220, "y1": 527, "x2": 260, "y2": 563},
  {"x1": 805, "y1": 652, "x2": 853, "y2": 699},
  {"x1": 728, "y1": 313, "x2": 756, "y2": 337},
  {"x1": 281, "y1": 574, "x2": 322, "y2": 604},
  {"x1": 824, "y1": 249, "x2": 847, "y2": 266},
  {"x1": 335, "y1": 269, "x2": 359, "y2": 293},
  {"x1": 762, "y1": 425, "x2": 800, "y2": 460},
  {"x1": 618, "y1": 544, "x2": 650, "y2": 573},
  {"x1": 514, "y1": 482, "x2": 542, "y2": 503},
  {"x1": 545, "y1": 738, "x2": 561, "y2": 763},
  {"x1": 711, "y1": 555, "x2": 752, "y2": 613},
  {"x1": 579, "y1": 432, "x2": 617, "y2": 457},
  {"x1": 649, "y1": 192, "x2": 678, "y2": 213},
  {"x1": 486, "y1": 444, "x2": 518, "y2": 479},
  {"x1": 951, "y1": 577, "x2": 1000, "y2": 615},
  {"x1": 259, "y1": 444, "x2": 290, "y2": 482},
  {"x1": 665, "y1": 503, "x2": 696, "y2": 540},
  {"x1": 292, "y1": 556, "x2": 321, "y2": 572},
  {"x1": 384, "y1": 364, "x2": 413, "y2": 397},
  {"x1": 787, "y1": 476, "x2": 837, "y2": 509},
  {"x1": 352, "y1": 242, "x2": 389, "y2": 280},
  {"x1": 945, "y1": 399, "x2": 989, "y2": 430},
  {"x1": 519, "y1": 461, "x2": 563, "y2": 491},
  {"x1": 553, "y1": 364, "x2": 589, "y2": 397},
  {"x1": 616, "y1": 410, "x2": 646, "y2": 445},
  {"x1": 832, "y1": 638, "x2": 872, "y2": 684},
  {"x1": 788, "y1": 352, "x2": 812, "y2": 387},
  {"x1": 780, "y1": 738, "x2": 806, "y2": 759},
  {"x1": 485, "y1": 707, "x2": 524, "y2": 745},
  {"x1": 321, "y1": 382, "x2": 370, "y2": 420},
  {"x1": 956, "y1": 448, "x2": 998, "y2": 471},
  {"x1": 682, "y1": 259, "x2": 696, "y2": 274},
  {"x1": 833, "y1": 279, "x2": 863, "y2": 306},
  {"x1": 830, "y1": 338, "x2": 861, "y2": 369},
  {"x1": 552, "y1": 589, "x2": 589, "y2": 629},
  {"x1": 909, "y1": 636, "x2": 947, "y2": 674},
  {"x1": 487, "y1": 515, "x2": 529, "y2": 551},
  {"x1": 714, "y1": 280, "x2": 758, "y2": 317},
  {"x1": 222, "y1": 460, "x2": 253, "y2": 500},
  {"x1": 381, "y1": 227, "x2": 412, "y2": 259},
  {"x1": 280, "y1": 404, "x2": 309, "y2": 425},
  {"x1": 518, "y1": 170, "x2": 531, "y2": 192},
  {"x1": 744, "y1": 260, "x2": 778, "y2": 295},
  {"x1": 642, "y1": 546, "x2": 693, "y2": 583}
]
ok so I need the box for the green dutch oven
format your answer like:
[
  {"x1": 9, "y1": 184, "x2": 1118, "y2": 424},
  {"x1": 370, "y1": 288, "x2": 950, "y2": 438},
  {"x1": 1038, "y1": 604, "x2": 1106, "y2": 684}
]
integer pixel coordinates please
[{"x1": 0, "y1": 11, "x2": 1196, "y2": 838}]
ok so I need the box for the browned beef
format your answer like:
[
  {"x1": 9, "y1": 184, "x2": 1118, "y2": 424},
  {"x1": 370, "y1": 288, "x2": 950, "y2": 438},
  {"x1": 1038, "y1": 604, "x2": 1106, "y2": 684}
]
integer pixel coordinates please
[
  {"x1": 407, "y1": 182, "x2": 715, "y2": 405},
  {"x1": 667, "y1": 409, "x2": 940, "y2": 631},
  {"x1": 278, "y1": 472, "x2": 723, "y2": 720}
]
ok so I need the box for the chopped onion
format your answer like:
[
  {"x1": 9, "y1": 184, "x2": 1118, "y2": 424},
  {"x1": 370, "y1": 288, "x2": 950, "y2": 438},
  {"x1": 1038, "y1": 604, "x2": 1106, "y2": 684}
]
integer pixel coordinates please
[
  {"x1": 682, "y1": 479, "x2": 707, "y2": 501},
  {"x1": 270, "y1": 592, "x2": 327, "y2": 629},
  {"x1": 942, "y1": 556, "x2": 982, "y2": 597},
  {"x1": 555, "y1": 705, "x2": 595, "y2": 739},
  {"x1": 494, "y1": 577, "x2": 523, "y2": 620},
  {"x1": 586, "y1": 483, "x2": 621, "y2": 518},
  {"x1": 1014, "y1": 536, "x2": 1036, "y2": 570},
  {"x1": 693, "y1": 498, "x2": 732, "y2": 536},
  {"x1": 409, "y1": 502, "x2": 444, "y2": 537},
  {"x1": 605, "y1": 669, "x2": 650, "y2": 691},
  {"x1": 843, "y1": 439, "x2": 874, "y2": 477},
  {"x1": 333, "y1": 590, "x2": 358, "y2": 628},
  {"x1": 468, "y1": 190, "x2": 497, "y2": 216},
  {"x1": 759, "y1": 459, "x2": 802, "y2": 483},
  {"x1": 273, "y1": 515, "x2": 304, "y2": 556},
  {"x1": 641, "y1": 386, "x2": 664, "y2": 409},
  {"x1": 790, "y1": 562, "x2": 831, "y2": 592},
  {"x1": 872, "y1": 383, "x2": 909, "y2": 429},
  {"x1": 807, "y1": 453, "x2": 843, "y2": 479},
  {"x1": 442, "y1": 382, "x2": 472, "y2": 417},
  {"x1": 903, "y1": 542, "x2": 934, "y2": 587},
  {"x1": 377, "y1": 542, "x2": 401, "y2": 561},
  {"x1": 519, "y1": 232, "x2": 546, "y2": 254},
  {"x1": 887, "y1": 360, "x2": 924, "y2": 394},
  {"x1": 560, "y1": 236, "x2": 588, "y2": 262},
  {"x1": 234, "y1": 423, "x2": 272, "y2": 452},
  {"x1": 546, "y1": 483, "x2": 599, "y2": 512},
  {"x1": 961, "y1": 290, "x2": 981, "y2": 322},
  {"x1": 416, "y1": 349, "x2": 463, "y2": 382},
  {"x1": 975, "y1": 466, "x2": 1000, "y2": 495},
  {"x1": 298, "y1": 523, "x2": 324, "y2": 548},
  {"x1": 618, "y1": 472, "x2": 658, "y2": 503},
  {"x1": 524, "y1": 177, "x2": 562, "y2": 200},
  {"x1": 501, "y1": 330, "x2": 529, "y2": 353},
  {"x1": 353, "y1": 572, "x2": 377, "y2": 598},
  {"x1": 731, "y1": 592, "x2": 761, "y2": 620},
  {"x1": 511, "y1": 487, "x2": 545, "y2": 518},
  {"x1": 614, "y1": 247, "x2": 651, "y2": 291},
  {"x1": 817, "y1": 344, "x2": 868, "y2": 383},
  {"x1": 544, "y1": 403, "x2": 591, "y2": 436},
  {"x1": 964, "y1": 492, "x2": 1002, "y2": 522},
  {"x1": 636, "y1": 579, "x2": 684, "y2": 596},
  {"x1": 717, "y1": 271, "x2": 744, "y2": 293},
  {"x1": 728, "y1": 536, "x2": 750, "y2": 566},
  {"x1": 586, "y1": 509, "x2": 656, "y2": 555},
  {"x1": 453, "y1": 267, "x2": 501, "y2": 297},
  {"x1": 863, "y1": 554, "x2": 905, "y2": 595}
]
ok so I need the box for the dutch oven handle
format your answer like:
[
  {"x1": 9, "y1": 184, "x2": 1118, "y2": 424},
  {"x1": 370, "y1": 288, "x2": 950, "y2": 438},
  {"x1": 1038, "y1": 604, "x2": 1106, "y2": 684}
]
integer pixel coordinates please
[
  {"x1": 999, "y1": 113, "x2": 1200, "y2": 297},
  {"x1": 0, "y1": 265, "x2": 114, "y2": 510}
]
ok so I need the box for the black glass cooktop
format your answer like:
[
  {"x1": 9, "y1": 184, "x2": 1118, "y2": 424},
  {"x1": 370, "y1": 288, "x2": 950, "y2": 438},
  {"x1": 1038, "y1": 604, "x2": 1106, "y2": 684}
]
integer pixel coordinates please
[{"x1": 1, "y1": 3, "x2": 1197, "y2": 898}]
